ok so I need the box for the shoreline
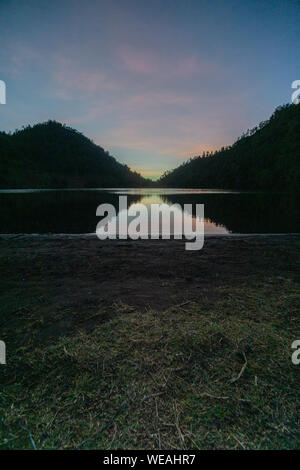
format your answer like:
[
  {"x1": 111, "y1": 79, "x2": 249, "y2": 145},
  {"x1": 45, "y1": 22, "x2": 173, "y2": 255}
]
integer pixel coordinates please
[{"x1": 1, "y1": 232, "x2": 300, "y2": 239}]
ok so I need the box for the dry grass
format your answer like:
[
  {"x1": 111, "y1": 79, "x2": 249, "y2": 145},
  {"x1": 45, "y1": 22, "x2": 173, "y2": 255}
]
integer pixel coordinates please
[{"x1": 1, "y1": 279, "x2": 300, "y2": 449}]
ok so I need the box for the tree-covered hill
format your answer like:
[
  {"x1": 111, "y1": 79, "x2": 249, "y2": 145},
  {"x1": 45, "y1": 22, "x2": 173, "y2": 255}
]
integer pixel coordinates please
[
  {"x1": 0, "y1": 121, "x2": 151, "y2": 188},
  {"x1": 159, "y1": 104, "x2": 300, "y2": 192}
]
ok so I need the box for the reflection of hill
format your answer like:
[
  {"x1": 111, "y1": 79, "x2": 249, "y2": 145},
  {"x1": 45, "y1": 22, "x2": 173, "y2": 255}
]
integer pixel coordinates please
[
  {"x1": 164, "y1": 193, "x2": 300, "y2": 233},
  {"x1": 1, "y1": 191, "x2": 300, "y2": 234},
  {"x1": 0, "y1": 191, "x2": 142, "y2": 233}
]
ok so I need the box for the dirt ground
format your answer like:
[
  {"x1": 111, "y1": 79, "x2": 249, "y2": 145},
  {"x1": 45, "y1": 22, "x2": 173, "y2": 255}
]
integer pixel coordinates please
[{"x1": 1, "y1": 235, "x2": 300, "y2": 344}]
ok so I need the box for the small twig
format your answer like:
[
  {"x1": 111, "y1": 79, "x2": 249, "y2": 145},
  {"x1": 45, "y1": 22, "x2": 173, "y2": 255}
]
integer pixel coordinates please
[
  {"x1": 173, "y1": 401, "x2": 185, "y2": 447},
  {"x1": 231, "y1": 433, "x2": 246, "y2": 449},
  {"x1": 108, "y1": 423, "x2": 118, "y2": 448},
  {"x1": 141, "y1": 391, "x2": 164, "y2": 403},
  {"x1": 29, "y1": 432, "x2": 37, "y2": 450},
  {"x1": 157, "y1": 429, "x2": 161, "y2": 450},
  {"x1": 20, "y1": 426, "x2": 37, "y2": 450},
  {"x1": 199, "y1": 392, "x2": 229, "y2": 400},
  {"x1": 0, "y1": 435, "x2": 19, "y2": 447},
  {"x1": 230, "y1": 352, "x2": 247, "y2": 383},
  {"x1": 172, "y1": 301, "x2": 193, "y2": 310}
]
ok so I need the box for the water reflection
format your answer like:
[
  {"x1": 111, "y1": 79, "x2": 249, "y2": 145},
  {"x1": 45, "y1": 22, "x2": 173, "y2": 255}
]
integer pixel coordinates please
[
  {"x1": 0, "y1": 188, "x2": 299, "y2": 234},
  {"x1": 109, "y1": 195, "x2": 205, "y2": 237}
]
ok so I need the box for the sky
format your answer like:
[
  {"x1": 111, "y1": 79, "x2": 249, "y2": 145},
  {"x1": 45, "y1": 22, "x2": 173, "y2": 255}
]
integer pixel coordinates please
[{"x1": 0, "y1": 0, "x2": 299, "y2": 179}]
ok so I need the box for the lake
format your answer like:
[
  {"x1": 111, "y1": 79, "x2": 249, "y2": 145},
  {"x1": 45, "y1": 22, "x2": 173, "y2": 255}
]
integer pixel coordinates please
[{"x1": 0, "y1": 188, "x2": 299, "y2": 235}]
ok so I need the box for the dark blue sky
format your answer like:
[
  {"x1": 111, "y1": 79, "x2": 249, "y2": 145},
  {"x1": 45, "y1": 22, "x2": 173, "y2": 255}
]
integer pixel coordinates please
[{"x1": 0, "y1": 0, "x2": 299, "y2": 178}]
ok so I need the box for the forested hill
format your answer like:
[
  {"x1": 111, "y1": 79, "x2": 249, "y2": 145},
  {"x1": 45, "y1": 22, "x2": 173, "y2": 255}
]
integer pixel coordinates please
[
  {"x1": 159, "y1": 104, "x2": 300, "y2": 192},
  {"x1": 0, "y1": 121, "x2": 151, "y2": 188}
]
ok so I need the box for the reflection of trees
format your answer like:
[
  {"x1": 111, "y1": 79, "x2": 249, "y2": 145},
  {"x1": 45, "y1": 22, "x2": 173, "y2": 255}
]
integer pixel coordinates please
[
  {"x1": 164, "y1": 193, "x2": 300, "y2": 233},
  {"x1": 1, "y1": 191, "x2": 299, "y2": 234},
  {"x1": 0, "y1": 191, "x2": 142, "y2": 233}
]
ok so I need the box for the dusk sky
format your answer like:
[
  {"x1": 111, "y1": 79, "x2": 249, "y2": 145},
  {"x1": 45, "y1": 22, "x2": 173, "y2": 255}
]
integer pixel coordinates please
[{"x1": 0, "y1": 0, "x2": 299, "y2": 179}]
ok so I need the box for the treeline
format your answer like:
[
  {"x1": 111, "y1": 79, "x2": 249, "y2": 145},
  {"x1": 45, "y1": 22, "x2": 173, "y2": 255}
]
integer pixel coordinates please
[
  {"x1": 159, "y1": 104, "x2": 300, "y2": 191},
  {"x1": 0, "y1": 120, "x2": 152, "y2": 188}
]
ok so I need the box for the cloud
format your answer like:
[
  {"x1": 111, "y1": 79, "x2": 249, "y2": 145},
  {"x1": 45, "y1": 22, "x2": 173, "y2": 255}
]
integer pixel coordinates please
[
  {"x1": 4, "y1": 43, "x2": 42, "y2": 78},
  {"x1": 52, "y1": 56, "x2": 120, "y2": 99},
  {"x1": 60, "y1": 80, "x2": 250, "y2": 170},
  {"x1": 6, "y1": 45, "x2": 250, "y2": 174},
  {"x1": 118, "y1": 45, "x2": 159, "y2": 75},
  {"x1": 117, "y1": 44, "x2": 216, "y2": 80},
  {"x1": 131, "y1": 168, "x2": 162, "y2": 179},
  {"x1": 125, "y1": 90, "x2": 194, "y2": 107},
  {"x1": 61, "y1": 88, "x2": 196, "y2": 126},
  {"x1": 101, "y1": 116, "x2": 218, "y2": 157}
]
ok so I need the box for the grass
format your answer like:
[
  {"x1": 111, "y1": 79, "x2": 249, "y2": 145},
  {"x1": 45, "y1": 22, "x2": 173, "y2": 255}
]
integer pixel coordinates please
[{"x1": 1, "y1": 278, "x2": 300, "y2": 449}]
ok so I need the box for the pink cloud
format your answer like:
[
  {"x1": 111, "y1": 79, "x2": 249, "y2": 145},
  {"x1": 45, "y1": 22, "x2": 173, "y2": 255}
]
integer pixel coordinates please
[
  {"x1": 117, "y1": 44, "x2": 220, "y2": 80},
  {"x1": 62, "y1": 89, "x2": 195, "y2": 126},
  {"x1": 175, "y1": 57, "x2": 201, "y2": 78},
  {"x1": 63, "y1": 90, "x2": 249, "y2": 164},
  {"x1": 125, "y1": 90, "x2": 194, "y2": 107},
  {"x1": 118, "y1": 45, "x2": 159, "y2": 75},
  {"x1": 101, "y1": 116, "x2": 218, "y2": 157},
  {"x1": 52, "y1": 56, "x2": 120, "y2": 98}
]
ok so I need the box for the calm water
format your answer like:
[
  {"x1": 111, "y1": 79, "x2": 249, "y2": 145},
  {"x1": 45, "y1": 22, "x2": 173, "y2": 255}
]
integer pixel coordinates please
[{"x1": 0, "y1": 188, "x2": 299, "y2": 234}]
